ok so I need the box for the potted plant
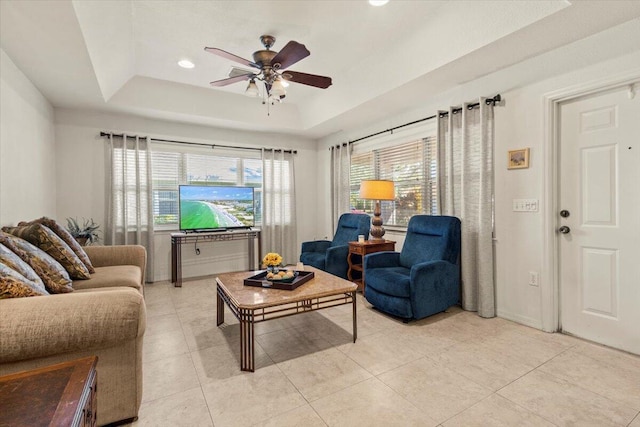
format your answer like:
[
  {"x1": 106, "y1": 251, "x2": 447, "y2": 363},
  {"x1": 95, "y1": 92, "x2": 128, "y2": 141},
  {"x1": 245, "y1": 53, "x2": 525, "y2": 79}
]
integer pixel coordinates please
[{"x1": 66, "y1": 217, "x2": 101, "y2": 246}]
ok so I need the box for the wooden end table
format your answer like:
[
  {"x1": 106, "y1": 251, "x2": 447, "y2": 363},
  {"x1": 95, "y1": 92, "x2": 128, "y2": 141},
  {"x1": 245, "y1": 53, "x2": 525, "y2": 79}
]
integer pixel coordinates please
[
  {"x1": 0, "y1": 356, "x2": 98, "y2": 427},
  {"x1": 348, "y1": 240, "x2": 396, "y2": 292}
]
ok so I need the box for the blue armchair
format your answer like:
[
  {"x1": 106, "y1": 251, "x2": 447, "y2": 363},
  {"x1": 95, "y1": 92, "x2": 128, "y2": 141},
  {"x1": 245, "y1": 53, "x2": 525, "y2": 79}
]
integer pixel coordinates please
[
  {"x1": 364, "y1": 215, "x2": 461, "y2": 321},
  {"x1": 300, "y1": 213, "x2": 371, "y2": 279}
]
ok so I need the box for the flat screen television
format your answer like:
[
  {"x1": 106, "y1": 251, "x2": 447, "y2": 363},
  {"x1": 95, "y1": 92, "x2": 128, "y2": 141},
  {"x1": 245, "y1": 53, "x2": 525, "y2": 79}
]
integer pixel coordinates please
[{"x1": 179, "y1": 185, "x2": 255, "y2": 232}]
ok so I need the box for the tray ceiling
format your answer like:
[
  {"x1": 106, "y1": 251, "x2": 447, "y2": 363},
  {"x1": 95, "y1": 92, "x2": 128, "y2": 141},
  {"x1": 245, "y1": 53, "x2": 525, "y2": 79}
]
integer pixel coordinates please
[{"x1": 1, "y1": 0, "x2": 639, "y2": 139}]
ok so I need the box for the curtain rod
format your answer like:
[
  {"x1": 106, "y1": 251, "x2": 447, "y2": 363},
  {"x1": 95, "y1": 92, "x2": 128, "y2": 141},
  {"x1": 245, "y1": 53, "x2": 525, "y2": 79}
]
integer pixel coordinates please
[
  {"x1": 334, "y1": 94, "x2": 501, "y2": 148},
  {"x1": 99, "y1": 132, "x2": 297, "y2": 154}
]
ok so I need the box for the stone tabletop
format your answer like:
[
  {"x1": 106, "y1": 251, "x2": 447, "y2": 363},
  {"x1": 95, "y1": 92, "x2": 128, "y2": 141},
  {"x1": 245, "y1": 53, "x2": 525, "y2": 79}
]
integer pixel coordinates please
[{"x1": 215, "y1": 266, "x2": 357, "y2": 310}]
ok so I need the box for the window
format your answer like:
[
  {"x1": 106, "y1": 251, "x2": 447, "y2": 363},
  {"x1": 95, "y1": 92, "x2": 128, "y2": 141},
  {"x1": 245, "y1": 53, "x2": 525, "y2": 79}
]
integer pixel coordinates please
[
  {"x1": 350, "y1": 134, "x2": 438, "y2": 228},
  {"x1": 150, "y1": 146, "x2": 262, "y2": 227}
]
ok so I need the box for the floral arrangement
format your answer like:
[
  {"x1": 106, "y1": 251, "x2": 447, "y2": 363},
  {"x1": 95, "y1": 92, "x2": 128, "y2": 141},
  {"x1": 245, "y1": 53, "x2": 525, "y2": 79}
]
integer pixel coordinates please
[{"x1": 262, "y1": 252, "x2": 283, "y2": 268}]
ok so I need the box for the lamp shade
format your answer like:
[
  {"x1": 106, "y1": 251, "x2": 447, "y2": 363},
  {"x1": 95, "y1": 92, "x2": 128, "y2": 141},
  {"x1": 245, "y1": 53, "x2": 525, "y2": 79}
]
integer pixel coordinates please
[
  {"x1": 359, "y1": 180, "x2": 395, "y2": 201},
  {"x1": 270, "y1": 79, "x2": 286, "y2": 97},
  {"x1": 245, "y1": 80, "x2": 259, "y2": 97}
]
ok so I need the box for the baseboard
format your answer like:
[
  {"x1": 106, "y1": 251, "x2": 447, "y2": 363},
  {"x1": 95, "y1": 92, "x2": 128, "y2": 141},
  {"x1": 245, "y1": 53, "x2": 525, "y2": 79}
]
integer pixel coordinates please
[{"x1": 497, "y1": 309, "x2": 543, "y2": 330}]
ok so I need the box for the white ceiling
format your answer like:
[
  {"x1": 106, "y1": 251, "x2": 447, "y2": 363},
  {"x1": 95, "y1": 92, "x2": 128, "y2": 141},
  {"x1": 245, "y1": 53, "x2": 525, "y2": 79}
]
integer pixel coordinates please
[{"x1": 2, "y1": 0, "x2": 640, "y2": 139}]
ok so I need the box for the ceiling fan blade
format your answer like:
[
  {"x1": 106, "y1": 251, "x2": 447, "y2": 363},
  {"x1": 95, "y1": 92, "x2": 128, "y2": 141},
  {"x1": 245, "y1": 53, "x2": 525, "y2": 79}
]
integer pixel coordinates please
[
  {"x1": 228, "y1": 67, "x2": 254, "y2": 78},
  {"x1": 210, "y1": 74, "x2": 254, "y2": 87},
  {"x1": 271, "y1": 41, "x2": 310, "y2": 70},
  {"x1": 205, "y1": 47, "x2": 260, "y2": 69},
  {"x1": 283, "y1": 71, "x2": 332, "y2": 89}
]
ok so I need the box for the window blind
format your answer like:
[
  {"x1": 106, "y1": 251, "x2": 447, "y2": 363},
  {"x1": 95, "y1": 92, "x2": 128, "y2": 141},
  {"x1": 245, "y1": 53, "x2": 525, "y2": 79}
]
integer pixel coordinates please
[
  {"x1": 150, "y1": 145, "x2": 263, "y2": 227},
  {"x1": 349, "y1": 135, "x2": 438, "y2": 227}
]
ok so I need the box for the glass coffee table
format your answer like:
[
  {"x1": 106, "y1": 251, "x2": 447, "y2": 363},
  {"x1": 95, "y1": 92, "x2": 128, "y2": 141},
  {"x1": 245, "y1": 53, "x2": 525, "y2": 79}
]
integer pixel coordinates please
[{"x1": 216, "y1": 266, "x2": 358, "y2": 372}]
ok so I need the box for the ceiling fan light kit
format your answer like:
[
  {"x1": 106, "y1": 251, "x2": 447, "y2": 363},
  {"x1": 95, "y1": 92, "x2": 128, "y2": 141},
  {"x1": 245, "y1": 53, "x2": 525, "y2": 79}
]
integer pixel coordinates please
[
  {"x1": 245, "y1": 80, "x2": 260, "y2": 97},
  {"x1": 205, "y1": 34, "x2": 332, "y2": 112}
]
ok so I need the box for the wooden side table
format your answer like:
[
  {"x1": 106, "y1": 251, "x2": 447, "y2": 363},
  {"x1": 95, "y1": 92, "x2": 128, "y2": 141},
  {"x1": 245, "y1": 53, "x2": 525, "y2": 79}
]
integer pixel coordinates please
[
  {"x1": 0, "y1": 356, "x2": 98, "y2": 427},
  {"x1": 347, "y1": 240, "x2": 396, "y2": 292}
]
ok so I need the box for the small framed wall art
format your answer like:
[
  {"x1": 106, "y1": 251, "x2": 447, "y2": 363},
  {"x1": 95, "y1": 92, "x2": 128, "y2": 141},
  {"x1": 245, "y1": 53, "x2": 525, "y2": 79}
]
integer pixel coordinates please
[{"x1": 508, "y1": 148, "x2": 530, "y2": 169}]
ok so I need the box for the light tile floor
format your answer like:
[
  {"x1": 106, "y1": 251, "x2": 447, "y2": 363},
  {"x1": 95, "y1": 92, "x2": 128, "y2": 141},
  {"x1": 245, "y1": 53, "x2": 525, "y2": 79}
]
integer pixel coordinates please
[{"x1": 127, "y1": 278, "x2": 640, "y2": 427}]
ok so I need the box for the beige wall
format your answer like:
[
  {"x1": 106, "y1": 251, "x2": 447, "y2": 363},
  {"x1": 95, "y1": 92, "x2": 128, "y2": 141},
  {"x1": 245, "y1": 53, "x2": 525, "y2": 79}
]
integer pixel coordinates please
[
  {"x1": 54, "y1": 109, "x2": 319, "y2": 282},
  {"x1": 318, "y1": 50, "x2": 640, "y2": 330},
  {"x1": 0, "y1": 48, "x2": 56, "y2": 225}
]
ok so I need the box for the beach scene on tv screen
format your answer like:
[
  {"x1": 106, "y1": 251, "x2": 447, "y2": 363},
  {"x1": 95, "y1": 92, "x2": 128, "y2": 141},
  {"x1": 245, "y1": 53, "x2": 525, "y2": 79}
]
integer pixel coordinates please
[{"x1": 180, "y1": 186, "x2": 254, "y2": 230}]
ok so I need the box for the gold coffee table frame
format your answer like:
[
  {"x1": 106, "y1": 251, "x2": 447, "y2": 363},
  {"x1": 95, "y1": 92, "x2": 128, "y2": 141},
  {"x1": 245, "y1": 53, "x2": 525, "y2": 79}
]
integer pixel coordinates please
[{"x1": 216, "y1": 267, "x2": 358, "y2": 372}]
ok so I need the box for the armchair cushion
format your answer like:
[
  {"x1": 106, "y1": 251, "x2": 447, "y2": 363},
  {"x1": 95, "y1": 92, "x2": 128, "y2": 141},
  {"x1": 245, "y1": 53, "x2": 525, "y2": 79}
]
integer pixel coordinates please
[
  {"x1": 331, "y1": 214, "x2": 370, "y2": 246},
  {"x1": 300, "y1": 213, "x2": 370, "y2": 279},
  {"x1": 365, "y1": 266, "x2": 411, "y2": 298},
  {"x1": 399, "y1": 215, "x2": 461, "y2": 267}
]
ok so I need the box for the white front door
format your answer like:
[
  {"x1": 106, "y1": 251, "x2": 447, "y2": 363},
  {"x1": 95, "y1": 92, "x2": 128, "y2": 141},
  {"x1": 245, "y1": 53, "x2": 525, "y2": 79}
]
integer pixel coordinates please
[{"x1": 559, "y1": 84, "x2": 640, "y2": 355}]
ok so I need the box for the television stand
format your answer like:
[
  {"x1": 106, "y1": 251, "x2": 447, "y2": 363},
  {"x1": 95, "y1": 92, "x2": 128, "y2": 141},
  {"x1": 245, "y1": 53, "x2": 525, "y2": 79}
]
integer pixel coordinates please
[{"x1": 170, "y1": 229, "x2": 261, "y2": 287}]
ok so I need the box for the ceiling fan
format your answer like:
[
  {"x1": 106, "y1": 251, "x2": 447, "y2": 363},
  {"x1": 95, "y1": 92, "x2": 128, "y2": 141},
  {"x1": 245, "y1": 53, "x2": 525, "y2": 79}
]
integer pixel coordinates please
[{"x1": 205, "y1": 35, "x2": 332, "y2": 102}]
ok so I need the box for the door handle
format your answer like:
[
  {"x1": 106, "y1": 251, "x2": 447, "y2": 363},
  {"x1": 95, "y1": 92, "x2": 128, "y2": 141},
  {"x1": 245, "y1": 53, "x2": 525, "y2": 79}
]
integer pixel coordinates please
[{"x1": 558, "y1": 226, "x2": 571, "y2": 234}]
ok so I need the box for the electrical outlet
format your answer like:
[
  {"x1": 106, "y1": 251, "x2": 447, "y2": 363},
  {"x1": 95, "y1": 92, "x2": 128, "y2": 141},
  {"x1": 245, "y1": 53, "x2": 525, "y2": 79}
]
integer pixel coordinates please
[{"x1": 529, "y1": 271, "x2": 539, "y2": 287}]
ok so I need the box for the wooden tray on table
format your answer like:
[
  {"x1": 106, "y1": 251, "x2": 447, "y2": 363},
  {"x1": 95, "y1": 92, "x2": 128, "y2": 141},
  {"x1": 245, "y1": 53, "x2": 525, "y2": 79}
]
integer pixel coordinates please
[{"x1": 243, "y1": 270, "x2": 315, "y2": 290}]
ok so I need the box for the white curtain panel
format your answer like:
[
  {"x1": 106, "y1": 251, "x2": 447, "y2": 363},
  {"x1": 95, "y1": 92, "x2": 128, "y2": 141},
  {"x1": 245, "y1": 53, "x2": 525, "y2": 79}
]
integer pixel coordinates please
[
  {"x1": 437, "y1": 99, "x2": 495, "y2": 318},
  {"x1": 106, "y1": 134, "x2": 155, "y2": 282},
  {"x1": 262, "y1": 149, "x2": 297, "y2": 266},
  {"x1": 330, "y1": 143, "x2": 351, "y2": 231}
]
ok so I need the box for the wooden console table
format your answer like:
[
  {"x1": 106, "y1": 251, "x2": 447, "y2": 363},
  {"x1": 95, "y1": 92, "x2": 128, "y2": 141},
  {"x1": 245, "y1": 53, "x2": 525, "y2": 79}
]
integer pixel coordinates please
[
  {"x1": 171, "y1": 229, "x2": 261, "y2": 287},
  {"x1": 0, "y1": 356, "x2": 98, "y2": 427},
  {"x1": 347, "y1": 240, "x2": 396, "y2": 292}
]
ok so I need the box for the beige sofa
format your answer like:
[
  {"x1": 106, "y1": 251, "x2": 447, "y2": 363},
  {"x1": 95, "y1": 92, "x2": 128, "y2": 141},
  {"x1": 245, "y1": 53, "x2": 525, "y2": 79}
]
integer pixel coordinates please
[{"x1": 0, "y1": 245, "x2": 147, "y2": 426}]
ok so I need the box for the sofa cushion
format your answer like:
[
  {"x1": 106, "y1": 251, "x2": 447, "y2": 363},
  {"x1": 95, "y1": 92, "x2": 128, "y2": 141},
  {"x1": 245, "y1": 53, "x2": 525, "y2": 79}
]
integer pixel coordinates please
[
  {"x1": 73, "y1": 265, "x2": 143, "y2": 292},
  {"x1": 3, "y1": 224, "x2": 91, "y2": 280},
  {"x1": 20, "y1": 217, "x2": 95, "y2": 273},
  {"x1": 0, "y1": 231, "x2": 73, "y2": 294},
  {"x1": 0, "y1": 243, "x2": 46, "y2": 290},
  {"x1": 0, "y1": 262, "x2": 49, "y2": 298}
]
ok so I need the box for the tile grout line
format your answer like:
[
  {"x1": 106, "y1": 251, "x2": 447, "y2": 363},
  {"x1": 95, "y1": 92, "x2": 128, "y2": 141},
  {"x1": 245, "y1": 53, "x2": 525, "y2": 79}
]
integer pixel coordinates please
[
  {"x1": 146, "y1": 279, "x2": 246, "y2": 425},
  {"x1": 491, "y1": 343, "x2": 596, "y2": 427},
  {"x1": 528, "y1": 341, "x2": 640, "y2": 413},
  {"x1": 141, "y1": 279, "x2": 640, "y2": 426}
]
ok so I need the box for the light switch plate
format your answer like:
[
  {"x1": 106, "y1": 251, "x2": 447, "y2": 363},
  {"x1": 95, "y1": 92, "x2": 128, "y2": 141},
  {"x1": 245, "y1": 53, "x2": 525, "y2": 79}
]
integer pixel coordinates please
[{"x1": 513, "y1": 199, "x2": 539, "y2": 212}]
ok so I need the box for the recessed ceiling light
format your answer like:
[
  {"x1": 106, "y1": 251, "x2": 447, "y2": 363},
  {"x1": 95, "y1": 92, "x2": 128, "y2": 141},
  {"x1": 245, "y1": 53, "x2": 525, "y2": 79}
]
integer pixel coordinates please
[
  {"x1": 369, "y1": 0, "x2": 389, "y2": 6},
  {"x1": 178, "y1": 59, "x2": 195, "y2": 69}
]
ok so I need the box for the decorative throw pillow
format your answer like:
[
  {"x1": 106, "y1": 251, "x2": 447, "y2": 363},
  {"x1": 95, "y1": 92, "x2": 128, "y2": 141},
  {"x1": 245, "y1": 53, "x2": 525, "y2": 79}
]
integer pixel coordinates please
[
  {"x1": 19, "y1": 217, "x2": 95, "y2": 273},
  {"x1": 0, "y1": 262, "x2": 49, "y2": 298},
  {"x1": 0, "y1": 231, "x2": 73, "y2": 294},
  {"x1": 0, "y1": 242, "x2": 46, "y2": 290},
  {"x1": 2, "y1": 224, "x2": 91, "y2": 280}
]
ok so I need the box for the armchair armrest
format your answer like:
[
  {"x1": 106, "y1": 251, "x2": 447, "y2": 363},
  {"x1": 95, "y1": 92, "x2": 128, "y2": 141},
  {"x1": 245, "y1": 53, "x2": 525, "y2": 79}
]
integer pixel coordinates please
[
  {"x1": 84, "y1": 245, "x2": 147, "y2": 284},
  {"x1": 325, "y1": 244, "x2": 351, "y2": 279},
  {"x1": 0, "y1": 288, "x2": 146, "y2": 364},
  {"x1": 301, "y1": 240, "x2": 331, "y2": 254},
  {"x1": 409, "y1": 260, "x2": 460, "y2": 318},
  {"x1": 364, "y1": 251, "x2": 401, "y2": 270}
]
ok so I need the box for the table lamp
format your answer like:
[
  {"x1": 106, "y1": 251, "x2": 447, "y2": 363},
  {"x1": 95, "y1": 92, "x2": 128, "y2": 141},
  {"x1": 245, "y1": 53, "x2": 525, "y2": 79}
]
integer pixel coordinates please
[{"x1": 359, "y1": 180, "x2": 395, "y2": 240}]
